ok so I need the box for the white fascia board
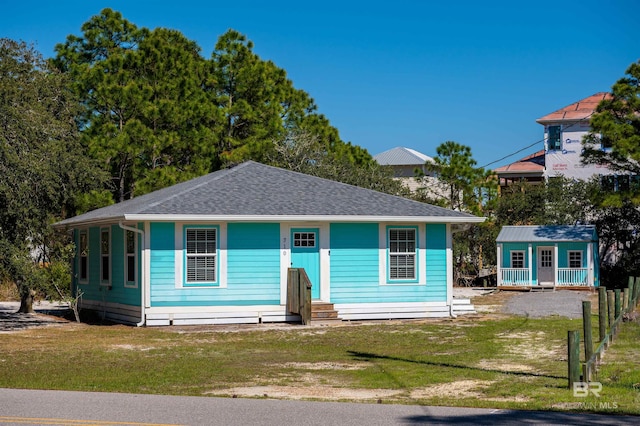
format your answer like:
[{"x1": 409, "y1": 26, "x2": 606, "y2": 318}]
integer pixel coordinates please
[
  {"x1": 124, "y1": 214, "x2": 486, "y2": 224},
  {"x1": 53, "y1": 216, "x2": 128, "y2": 229}
]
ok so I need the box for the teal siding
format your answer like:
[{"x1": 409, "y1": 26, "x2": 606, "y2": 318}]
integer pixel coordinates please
[
  {"x1": 330, "y1": 223, "x2": 379, "y2": 303},
  {"x1": 75, "y1": 224, "x2": 141, "y2": 307},
  {"x1": 150, "y1": 222, "x2": 281, "y2": 307},
  {"x1": 557, "y1": 242, "x2": 585, "y2": 268},
  {"x1": 149, "y1": 222, "x2": 177, "y2": 305},
  {"x1": 226, "y1": 223, "x2": 280, "y2": 302},
  {"x1": 425, "y1": 224, "x2": 447, "y2": 296},
  {"x1": 75, "y1": 227, "x2": 104, "y2": 302},
  {"x1": 500, "y1": 243, "x2": 529, "y2": 268},
  {"x1": 329, "y1": 223, "x2": 447, "y2": 304}
]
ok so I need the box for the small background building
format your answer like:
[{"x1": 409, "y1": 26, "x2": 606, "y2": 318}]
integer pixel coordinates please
[
  {"x1": 494, "y1": 150, "x2": 545, "y2": 191},
  {"x1": 495, "y1": 93, "x2": 617, "y2": 187},
  {"x1": 373, "y1": 146, "x2": 435, "y2": 192},
  {"x1": 496, "y1": 225, "x2": 599, "y2": 290}
]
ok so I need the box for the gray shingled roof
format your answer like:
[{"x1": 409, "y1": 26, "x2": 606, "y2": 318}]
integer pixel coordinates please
[
  {"x1": 55, "y1": 161, "x2": 482, "y2": 227},
  {"x1": 496, "y1": 225, "x2": 597, "y2": 243},
  {"x1": 373, "y1": 147, "x2": 434, "y2": 166}
]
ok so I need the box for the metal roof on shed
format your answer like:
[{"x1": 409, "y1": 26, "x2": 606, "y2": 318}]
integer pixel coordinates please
[{"x1": 496, "y1": 225, "x2": 597, "y2": 243}]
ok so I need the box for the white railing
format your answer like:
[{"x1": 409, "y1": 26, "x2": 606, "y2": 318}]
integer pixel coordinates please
[
  {"x1": 556, "y1": 268, "x2": 589, "y2": 286},
  {"x1": 499, "y1": 268, "x2": 530, "y2": 286}
]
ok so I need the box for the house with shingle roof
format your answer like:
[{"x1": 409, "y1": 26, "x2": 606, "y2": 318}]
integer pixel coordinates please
[{"x1": 55, "y1": 161, "x2": 484, "y2": 326}]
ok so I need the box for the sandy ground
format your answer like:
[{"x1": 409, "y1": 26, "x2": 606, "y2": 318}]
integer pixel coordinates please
[{"x1": 0, "y1": 290, "x2": 605, "y2": 401}]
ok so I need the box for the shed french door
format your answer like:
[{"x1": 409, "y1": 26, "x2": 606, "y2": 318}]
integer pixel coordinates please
[
  {"x1": 537, "y1": 247, "x2": 554, "y2": 284},
  {"x1": 291, "y1": 228, "x2": 320, "y2": 299}
]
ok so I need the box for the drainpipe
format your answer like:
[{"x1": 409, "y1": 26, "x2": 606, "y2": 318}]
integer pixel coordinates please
[
  {"x1": 119, "y1": 221, "x2": 146, "y2": 327},
  {"x1": 449, "y1": 304, "x2": 458, "y2": 318}
]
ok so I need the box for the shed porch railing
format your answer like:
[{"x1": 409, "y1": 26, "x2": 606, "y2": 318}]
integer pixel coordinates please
[
  {"x1": 555, "y1": 268, "x2": 589, "y2": 286},
  {"x1": 499, "y1": 267, "x2": 590, "y2": 286},
  {"x1": 499, "y1": 268, "x2": 531, "y2": 286}
]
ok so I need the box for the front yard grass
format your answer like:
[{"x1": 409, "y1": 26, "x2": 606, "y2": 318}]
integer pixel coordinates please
[{"x1": 1, "y1": 308, "x2": 639, "y2": 415}]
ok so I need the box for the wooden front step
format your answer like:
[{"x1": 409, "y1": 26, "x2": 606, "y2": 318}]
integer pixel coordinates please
[{"x1": 311, "y1": 302, "x2": 341, "y2": 321}]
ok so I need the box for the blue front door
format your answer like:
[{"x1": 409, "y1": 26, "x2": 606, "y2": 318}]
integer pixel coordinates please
[{"x1": 291, "y1": 228, "x2": 320, "y2": 299}]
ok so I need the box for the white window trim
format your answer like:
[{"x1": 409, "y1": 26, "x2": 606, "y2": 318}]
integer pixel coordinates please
[
  {"x1": 78, "y1": 229, "x2": 89, "y2": 284},
  {"x1": 568, "y1": 250, "x2": 583, "y2": 269},
  {"x1": 100, "y1": 227, "x2": 111, "y2": 286},
  {"x1": 174, "y1": 223, "x2": 227, "y2": 289},
  {"x1": 511, "y1": 250, "x2": 525, "y2": 269},
  {"x1": 378, "y1": 223, "x2": 426, "y2": 286},
  {"x1": 124, "y1": 229, "x2": 138, "y2": 288}
]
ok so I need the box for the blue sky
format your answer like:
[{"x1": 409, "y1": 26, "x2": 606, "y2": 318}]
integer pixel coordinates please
[{"x1": 2, "y1": 1, "x2": 637, "y2": 169}]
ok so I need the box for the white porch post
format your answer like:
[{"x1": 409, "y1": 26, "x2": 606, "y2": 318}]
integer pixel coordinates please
[
  {"x1": 587, "y1": 242, "x2": 594, "y2": 286},
  {"x1": 497, "y1": 244, "x2": 502, "y2": 286},
  {"x1": 446, "y1": 224, "x2": 453, "y2": 306},
  {"x1": 528, "y1": 244, "x2": 533, "y2": 286},
  {"x1": 554, "y1": 244, "x2": 559, "y2": 285}
]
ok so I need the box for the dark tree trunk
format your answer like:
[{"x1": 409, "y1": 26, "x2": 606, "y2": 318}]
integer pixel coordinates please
[{"x1": 18, "y1": 287, "x2": 35, "y2": 314}]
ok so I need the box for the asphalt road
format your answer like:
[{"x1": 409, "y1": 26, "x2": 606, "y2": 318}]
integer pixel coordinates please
[{"x1": 0, "y1": 388, "x2": 637, "y2": 426}]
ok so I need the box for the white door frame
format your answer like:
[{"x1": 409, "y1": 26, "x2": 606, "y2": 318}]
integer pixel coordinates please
[
  {"x1": 537, "y1": 246, "x2": 555, "y2": 285},
  {"x1": 280, "y1": 223, "x2": 330, "y2": 304}
]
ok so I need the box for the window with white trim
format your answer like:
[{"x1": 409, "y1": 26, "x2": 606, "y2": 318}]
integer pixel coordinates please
[
  {"x1": 79, "y1": 230, "x2": 88, "y2": 283},
  {"x1": 293, "y1": 232, "x2": 315, "y2": 247},
  {"x1": 185, "y1": 227, "x2": 217, "y2": 284},
  {"x1": 100, "y1": 227, "x2": 111, "y2": 285},
  {"x1": 125, "y1": 230, "x2": 137, "y2": 287},
  {"x1": 511, "y1": 251, "x2": 525, "y2": 269},
  {"x1": 568, "y1": 251, "x2": 582, "y2": 269},
  {"x1": 388, "y1": 228, "x2": 416, "y2": 280}
]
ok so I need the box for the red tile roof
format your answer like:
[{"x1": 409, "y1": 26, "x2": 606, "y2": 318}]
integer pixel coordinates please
[
  {"x1": 536, "y1": 92, "x2": 611, "y2": 124},
  {"x1": 494, "y1": 150, "x2": 545, "y2": 173}
]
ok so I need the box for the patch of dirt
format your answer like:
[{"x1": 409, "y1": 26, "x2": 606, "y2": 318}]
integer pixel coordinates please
[
  {"x1": 275, "y1": 362, "x2": 368, "y2": 371},
  {"x1": 410, "y1": 380, "x2": 495, "y2": 399},
  {"x1": 469, "y1": 290, "x2": 518, "y2": 314},
  {"x1": 111, "y1": 344, "x2": 157, "y2": 352},
  {"x1": 477, "y1": 359, "x2": 536, "y2": 373},
  {"x1": 206, "y1": 385, "x2": 402, "y2": 401}
]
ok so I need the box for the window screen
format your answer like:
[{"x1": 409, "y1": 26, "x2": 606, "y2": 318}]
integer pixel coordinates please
[
  {"x1": 186, "y1": 228, "x2": 217, "y2": 283},
  {"x1": 389, "y1": 229, "x2": 416, "y2": 280}
]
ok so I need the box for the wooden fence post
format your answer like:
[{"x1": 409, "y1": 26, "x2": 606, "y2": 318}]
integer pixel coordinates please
[
  {"x1": 615, "y1": 289, "x2": 621, "y2": 320},
  {"x1": 607, "y1": 290, "x2": 615, "y2": 329},
  {"x1": 582, "y1": 301, "x2": 593, "y2": 382},
  {"x1": 627, "y1": 279, "x2": 634, "y2": 312},
  {"x1": 635, "y1": 277, "x2": 640, "y2": 306},
  {"x1": 598, "y1": 287, "x2": 607, "y2": 343},
  {"x1": 568, "y1": 330, "x2": 581, "y2": 389},
  {"x1": 623, "y1": 289, "x2": 628, "y2": 312},
  {"x1": 582, "y1": 301, "x2": 593, "y2": 362}
]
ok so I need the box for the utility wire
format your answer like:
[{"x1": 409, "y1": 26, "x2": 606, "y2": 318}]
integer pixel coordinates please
[{"x1": 479, "y1": 112, "x2": 595, "y2": 169}]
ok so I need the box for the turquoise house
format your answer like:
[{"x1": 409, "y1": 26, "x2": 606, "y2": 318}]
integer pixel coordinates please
[
  {"x1": 496, "y1": 225, "x2": 599, "y2": 289},
  {"x1": 55, "y1": 161, "x2": 484, "y2": 326}
]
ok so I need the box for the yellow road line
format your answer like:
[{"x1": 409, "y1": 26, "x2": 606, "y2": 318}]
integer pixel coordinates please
[{"x1": 0, "y1": 417, "x2": 183, "y2": 426}]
